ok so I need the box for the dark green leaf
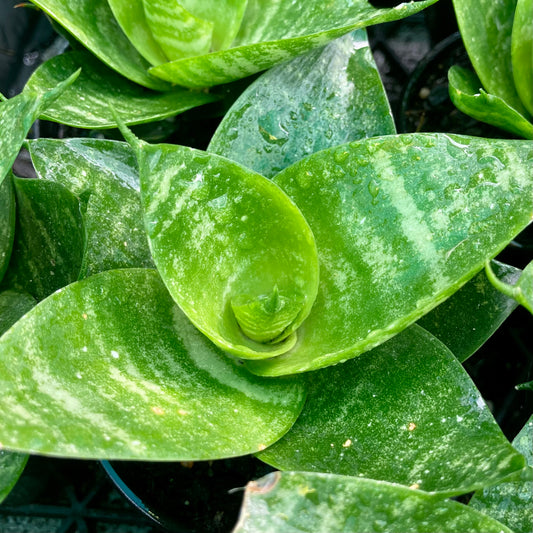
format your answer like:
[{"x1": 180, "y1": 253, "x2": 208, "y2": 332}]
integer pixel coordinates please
[
  {"x1": 0, "y1": 290, "x2": 36, "y2": 336},
  {"x1": 512, "y1": 0, "x2": 533, "y2": 116},
  {"x1": 234, "y1": 471, "x2": 513, "y2": 533},
  {"x1": 0, "y1": 268, "x2": 306, "y2": 460},
  {"x1": 0, "y1": 174, "x2": 15, "y2": 283},
  {"x1": 0, "y1": 451, "x2": 28, "y2": 505},
  {"x1": 257, "y1": 325, "x2": 526, "y2": 495},
  {"x1": 208, "y1": 30, "x2": 395, "y2": 177},
  {"x1": 418, "y1": 260, "x2": 521, "y2": 362},
  {"x1": 448, "y1": 66, "x2": 533, "y2": 139}
]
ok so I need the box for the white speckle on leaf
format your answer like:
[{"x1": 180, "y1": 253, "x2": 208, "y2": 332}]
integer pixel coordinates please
[{"x1": 111, "y1": 350, "x2": 120, "y2": 359}]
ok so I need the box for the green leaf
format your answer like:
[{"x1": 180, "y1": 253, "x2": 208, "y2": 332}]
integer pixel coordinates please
[
  {"x1": 0, "y1": 69, "x2": 79, "y2": 187},
  {"x1": 512, "y1": 0, "x2": 533, "y2": 116},
  {"x1": 469, "y1": 416, "x2": 533, "y2": 533},
  {"x1": 29, "y1": 0, "x2": 169, "y2": 90},
  {"x1": 418, "y1": 260, "x2": 521, "y2": 362},
  {"x1": 0, "y1": 451, "x2": 28, "y2": 505},
  {"x1": 0, "y1": 268, "x2": 306, "y2": 460},
  {"x1": 0, "y1": 174, "x2": 16, "y2": 283},
  {"x1": 451, "y1": 0, "x2": 527, "y2": 115},
  {"x1": 1, "y1": 177, "x2": 84, "y2": 301},
  {"x1": 142, "y1": 0, "x2": 214, "y2": 61},
  {"x1": 129, "y1": 135, "x2": 319, "y2": 359},
  {"x1": 148, "y1": 0, "x2": 438, "y2": 88},
  {"x1": 247, "y1": 133, "x2": 533, "y2": 376},
  {"x1": 234, "y1": 471, "x2": 513, "y2": 533},
  {"x1": 25, "y1": 51, "x2": 219, "y2": 129},
  {"x1": 448, "y1": 66, "x2": 533, "y2": 140},
  {"x1": 107, "y1": 0, "x2": 168, "y2": 66},
  {"x1": 257, "y1": 325, "x2": 526, "y2": 495},
  {"x1": 208, "y1": 30, "x2": 395, "y2": 177},
  {"x1": 27, "y1": 138, "x2": 154, "y2": 278},
  {"x1": 485, "y1": 259, "x2": 533, "y2": 314}
]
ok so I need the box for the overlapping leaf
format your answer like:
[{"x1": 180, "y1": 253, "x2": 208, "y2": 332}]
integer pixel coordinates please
[
  {"x1": 256, "y1": 325, "x2": 526, "y2": 495},
  {"x1": 485, "y1": 260, "x2": 533, "y2": 314},
  {"x1": 0, "y1": 269, "x2": 306, "y2": 460},
  {"x1": 234, "y1": 472, "x2": 513, "y2": 533},
  {"x1": 0, "y1": 174, "x2": 15, "y2": 283},
  {"x1": 511, "y1": 0, "x2": 533, "y2": 116},
  {"x1": 208, "y1": 29, "x2": 395, "y2": 176}
]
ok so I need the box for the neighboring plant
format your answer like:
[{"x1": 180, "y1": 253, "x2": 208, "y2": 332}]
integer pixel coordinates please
[
  {"x1": 448, "y1": 0, "x2": 533, "y2": 139},
  {"x1": 0, "y1": 16, "x2": 532, "y2": 533}
]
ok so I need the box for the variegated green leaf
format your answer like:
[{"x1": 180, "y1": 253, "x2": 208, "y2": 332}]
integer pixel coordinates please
[
  {"x1": 485, "y1": 260, "x2": 533, "y2": 314},
  {"x1": 418, "y1": 261, "x2": 521, "y2": 362},
  {"x1": 208, "y1": 30, "x2": 395, "y2": 177},
  {"x1": 122, "y1": 128, "x2": 319, "y2": 359},
  {"x1": 108, "y1": 0, "x2": 168, "y2": 66},
  {"x1": 512, "y1": 0, "x2": 533, "y2": 116},
  {"x1": 0, "y1": 177, "x2": 84, "y2": 301},
  {"x1": 27, "y1": 138, "x2": 153, "y2": 278},
  {"x1": 0, "y1": 450, "x2": 28, "y2": 505},
  {"x1": 448, "y1": 66, "x2": 533, "y2": 140},
  {"x1": 234, "y1": 471, "x2": 513, "y2": 533},
  {"x1": 257, "y1": 325, "x2": 526, "y2": 495},
  {"x1": 451, "y1": 0, "x2": 526, "y2": 115},
  {"x1": 0, "y1": 174, "x2": 15, "y2": 283},
  {"x1": 148, "y1": 0, "x2": 437, "y2": 87},
  {"x1": 30, "y1": 0, "x2": 169, "y2": 90},
  {"x1": 25, "y1": 51, "x2": 219, "y2": 129},
  {"x1": 0, "y1": 268, "x2": 306, "y2": 460},
  {"x1": 469, "y1": 416, "x2": 533, "y2": 533},
  {"x1": 247, "y1": 133, "x2": 533, "y2": 376}
]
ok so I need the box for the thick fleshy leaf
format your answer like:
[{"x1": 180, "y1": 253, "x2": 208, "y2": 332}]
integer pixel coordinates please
[
  {"x1": 0, "y1": 174, "x2": 15, "y2": 283},
  {"x1": 418, "y1": 261, "x2": 521, "y2": 362},
  {"x1": 512, "y1": 0, "x2": 533, "y2": 117},
  {"x1": 470, "y1": 416, "x2": 533, "y2": 533},
  {"x1": 27, "y1": 138, "x2": 153, "y2": 278},
  {"x1": 208, "y1": 30, "x2": 395, "y2": 177},
  {"x1": 451, "y1": 0, "x2": 526, "y2": 115},
  {"x1": 25, "y1": 51, "x2": 219, "y2": 129},
  {"x1": 0, "y1": 268, "x2": 306, "y2": 460},
  {"x1": 148, "y1": 0, "x2": 437, "y2": 87},
  {"x1": 142, "y1": 0, "x2": 213, "y2": 61},
  {"x1": 485, "y1": 260, "x2": 533, "y2": 314},
  {"x1": 247, "y1": 133, "x2": 533, "y2": 376},
  {"x1": 257, "y1": 325, "x2": 526, "y2": 495},
  {"x1": 0, "y1": 70, "x2": 79, "y2": 187},
  {"x1": 1, "y1": 177, "x2": 84, "y2": 301},
  {"x1": 126, "y1": 133, "x2": 319, "y2": 359},
  {"x1": 234, "y1": 472, "x2": 513, "y2": 533},
  {"x1": 29, "y1": 0, "x2": 169, "y2": 90},
  {"x1": 107, "y1": 0, "x2": 168, "y2": 66},
  {"x1": 448, "y1": 66, "x2": 533, "y2": 140}
]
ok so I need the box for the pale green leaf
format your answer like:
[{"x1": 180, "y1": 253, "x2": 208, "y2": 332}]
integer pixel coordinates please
[
  {"x1": 512, "y1": 0, "x2": 533, "y2": 116},
  {"x1": 27, "y1": 138, "x2": 153, "y2": 278},
  {"x1": 25, "y1": 51, "x2": 219, "y2": 129},
  {"x1": 208, "y1": 30, "x2": 395, "y2": 177},
  {"x1": 0, "y1": 174, "x2": 15, "y2": 283},
  {"x1": 470, "y1": 416, "x2": 533, "y2": 533},
  {"x1": 448, "y1": 66, "x2": 533, "y2": 140},
  {"x1": 234, "y1": 471, "x2": 513, "y2": 533},
  {"x1": 247, "y1": 133, "x2": 533, "y2": 376},
  {"x1": 418, "y1": 260, "x2": 521, "y2": 362},
  {"x1": 0, "y1": 268, "x2": 306, "y2": 460},
  {"x1": 257, "y1": 325, "x2": 526, "y2": 495}
]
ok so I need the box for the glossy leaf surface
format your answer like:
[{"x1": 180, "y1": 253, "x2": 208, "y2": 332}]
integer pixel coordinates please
[
  {"x1": 470, "y1": 416, "x2": 533, "y2": 533},
  {"x1": 27, "y1": 138, "x2": 153, "y2": 278},
  {"x1": 257, "y1": 325, "x2": 526, "y2": 495},
  {"x1": 418, "y1": 260, "x2": 521, "y2": 362},
  {"x1": 30, "y1": 0, "x2": 169, "y2": 90},
  {"x1": 0, "y1": 269, "x2": 306, "y2": 460},
  {"x1": 148, "y1": 0, "x2": 437, "y2": 87},
  {"x1": 512, "y1": 0, "x2": 533, "y2": 116},
  {"x1": 248, "y1": 133, "x2": 533, "y2": 376},
  {"x1": 448, "y1": 66, "x2": 533, "y2": 139},
  {"x1": 451, "y1": 0, "x2": 525, "y2": 114},
  {"x1": 234, "y1": 471, "x2": 513, "y2": 533},
  {"x1": 208, "y1": 30, "x2": 395, "y2": 177},
  {"x1": 132, "y1": 138, "x2": 319, "y2": 359},
  {"x1": 1, "y1": 177, "x2": 84, "y2": 301},
  {"x1": 486, "y1": 260, "x2": 533, "y2": 314},
  {"x1": 0, "y1": 174, "x2": 15, "y2": 282},
  {"x1": 26, "y1": 52, "x2": 219, "y2": 129}
]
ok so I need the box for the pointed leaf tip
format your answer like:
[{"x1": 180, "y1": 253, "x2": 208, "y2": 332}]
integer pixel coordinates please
[{"x1": 110, "y1": 105, "x2": 143, "y2": 153}]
